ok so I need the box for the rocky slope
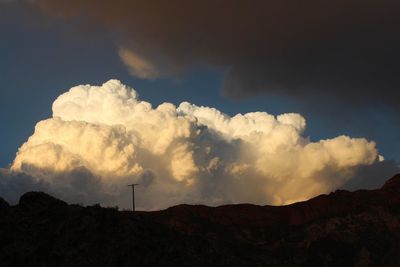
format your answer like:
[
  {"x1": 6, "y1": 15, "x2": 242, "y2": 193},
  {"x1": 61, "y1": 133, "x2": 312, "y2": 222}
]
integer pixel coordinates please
[{"x1": 1, "y1": 174, "x2": 400, "y2": 266}]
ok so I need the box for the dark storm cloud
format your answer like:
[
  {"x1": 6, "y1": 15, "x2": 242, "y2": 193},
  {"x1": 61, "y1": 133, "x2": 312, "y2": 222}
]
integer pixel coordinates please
[
  {"x1": 341, "y1": 160, "x2": 400, "y2": 191},
  {"x1": 0, "y1": 167, "x2": 112, "y2": 205},
  {"x1": 30, "y1": 0, "x2": 400, "y2": 107}
]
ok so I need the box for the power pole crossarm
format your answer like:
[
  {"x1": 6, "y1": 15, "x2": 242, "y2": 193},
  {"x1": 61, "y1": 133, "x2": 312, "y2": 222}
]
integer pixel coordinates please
[{"x1": 127, "y1": 184, "x2": 139, "y2": 213}]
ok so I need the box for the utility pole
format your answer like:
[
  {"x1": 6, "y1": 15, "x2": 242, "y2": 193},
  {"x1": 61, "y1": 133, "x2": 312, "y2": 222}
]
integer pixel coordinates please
[{"x1": 127, "y1": 184, "x2": 139, "y2": 212}]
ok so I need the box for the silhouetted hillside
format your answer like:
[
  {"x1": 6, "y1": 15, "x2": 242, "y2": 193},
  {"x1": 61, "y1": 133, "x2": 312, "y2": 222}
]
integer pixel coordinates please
[{"x1": 1, "y1": 175, "x2": 400, "y2": 266}]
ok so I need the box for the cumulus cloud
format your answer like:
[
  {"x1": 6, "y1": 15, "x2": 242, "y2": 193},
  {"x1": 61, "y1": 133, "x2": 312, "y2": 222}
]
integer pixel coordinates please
[{"x1": 3, "y1": 80, "x2": 382, "y2": 209}]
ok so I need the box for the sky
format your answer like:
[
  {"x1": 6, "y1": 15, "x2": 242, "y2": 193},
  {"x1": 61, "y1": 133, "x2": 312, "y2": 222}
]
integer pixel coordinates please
[{"x1": 0, "y1": 1, "x2": 399, "y2": 209}]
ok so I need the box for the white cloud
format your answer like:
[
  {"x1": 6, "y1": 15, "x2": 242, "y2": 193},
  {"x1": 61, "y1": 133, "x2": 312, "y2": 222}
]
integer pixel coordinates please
[{"x1": 5, "y1": 80, "x2": 380, "y2": 209}]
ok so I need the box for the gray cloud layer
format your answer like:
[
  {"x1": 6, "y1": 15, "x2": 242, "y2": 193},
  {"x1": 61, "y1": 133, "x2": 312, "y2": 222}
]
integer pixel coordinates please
[{"x1": 30, "y1": 0, "x2": 400, "y2": 108}]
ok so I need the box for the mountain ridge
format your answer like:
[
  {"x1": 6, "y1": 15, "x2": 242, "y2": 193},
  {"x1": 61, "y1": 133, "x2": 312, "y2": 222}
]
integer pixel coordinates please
[{"x1": 1, "y1": 174, "x2": 400, "y2": 266}]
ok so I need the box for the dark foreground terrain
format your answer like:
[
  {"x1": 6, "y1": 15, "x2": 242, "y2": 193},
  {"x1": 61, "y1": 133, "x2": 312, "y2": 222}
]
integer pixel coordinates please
[{"x1": 1, "y1": 175, "x2": 400, "y2": 267}]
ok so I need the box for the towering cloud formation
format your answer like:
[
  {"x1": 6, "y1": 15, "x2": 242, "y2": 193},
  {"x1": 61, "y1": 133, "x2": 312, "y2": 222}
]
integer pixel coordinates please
[
  {"x1": 8, "y1": 80, "x2": 379, "y2": 209},
  {"x1": 30, "y1": 0, "x2": 400, "y2": 109}
]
